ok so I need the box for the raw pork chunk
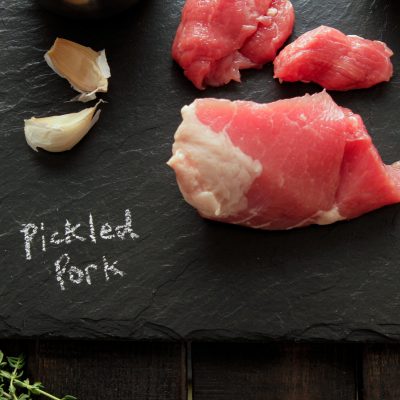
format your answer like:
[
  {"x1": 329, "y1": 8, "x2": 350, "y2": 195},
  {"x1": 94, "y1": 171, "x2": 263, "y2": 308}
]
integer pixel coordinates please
[
  {"x1": 274, "y1": 26, "x2": 393, "y2": 90},
  {"x1": 172, "y1": 0, "x2": 294, "y2": 89},
  {"x1": 168, "y1": 92, "x2": 400, "y2": 230}
]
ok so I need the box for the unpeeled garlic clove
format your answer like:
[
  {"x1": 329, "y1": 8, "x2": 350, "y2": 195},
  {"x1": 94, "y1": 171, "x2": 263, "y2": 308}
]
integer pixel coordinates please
[
  {"x1": 24, "y1": 101, "x2": 102, "y2": 152},
  {"x1": 44, "y1": 38, "x2": 111, "y2": 102}
]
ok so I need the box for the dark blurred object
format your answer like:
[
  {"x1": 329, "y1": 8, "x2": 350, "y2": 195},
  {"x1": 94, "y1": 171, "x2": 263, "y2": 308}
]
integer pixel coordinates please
[{"x1": 37, "y1": 0, "x2": 140, "y2": 18}]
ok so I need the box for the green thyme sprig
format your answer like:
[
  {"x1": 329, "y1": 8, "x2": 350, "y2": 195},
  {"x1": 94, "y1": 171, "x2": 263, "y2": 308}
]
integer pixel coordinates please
[{"x1": 0, "y1": 351, "x2": 76, "y2": 400}]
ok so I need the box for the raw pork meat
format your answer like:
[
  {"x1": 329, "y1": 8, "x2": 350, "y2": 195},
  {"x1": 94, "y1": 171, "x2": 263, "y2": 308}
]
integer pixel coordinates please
[
  {"x1": 273, "y1": 26, "x2": 393, "y2": 90},
  {"x1": 167, "y1": 92, "x2": 400, "y2": 230},
  {"x1": 172, "y1": 0, "x2": 295, "y2": 89}
]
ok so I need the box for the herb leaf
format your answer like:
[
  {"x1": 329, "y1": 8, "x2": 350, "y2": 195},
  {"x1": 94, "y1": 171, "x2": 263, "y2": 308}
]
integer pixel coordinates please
[{"x1": 0, "y1": 350, "x2": 76, "y2": 400}]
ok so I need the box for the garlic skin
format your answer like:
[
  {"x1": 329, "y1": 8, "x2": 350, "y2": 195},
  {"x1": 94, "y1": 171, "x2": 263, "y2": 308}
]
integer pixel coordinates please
[
  {"x1": 24, "y1": 102, "x2": 102, "y2": 152},
  {"x1": 44, "y1": 38, "x2": 111, "y2": 102}
]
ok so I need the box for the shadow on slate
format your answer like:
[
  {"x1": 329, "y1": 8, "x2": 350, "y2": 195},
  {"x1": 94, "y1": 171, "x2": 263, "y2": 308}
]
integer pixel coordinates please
[{"x1": 0, "y1": 0, "x2": 400, "y2": 341}]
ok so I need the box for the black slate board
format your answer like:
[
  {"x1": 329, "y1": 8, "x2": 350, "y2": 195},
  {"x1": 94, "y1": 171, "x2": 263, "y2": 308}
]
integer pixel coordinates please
[{"x1": 1, "y1": 0, "x2": 400, "y2": 341}]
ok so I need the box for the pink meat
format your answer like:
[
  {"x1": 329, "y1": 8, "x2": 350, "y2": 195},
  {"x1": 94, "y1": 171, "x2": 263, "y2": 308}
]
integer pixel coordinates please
[
  {"x1": 172, "y1": 0, "x2": 295, "y2": 89},
  {"x1": 273, "y1": 26, "x2": 393, "y2": 90},
  {"x1": 167, "y1": 91, "x2": 400, "y2": 230}
]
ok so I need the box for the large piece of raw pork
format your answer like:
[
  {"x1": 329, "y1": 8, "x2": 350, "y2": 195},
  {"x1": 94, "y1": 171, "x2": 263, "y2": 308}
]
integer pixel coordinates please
[
  {"x1": 167, "y1": 92, "x2": 400, "y2": 230},
  {"x1": 172, "y1": 0, "x2": 295, "y2": 89},
  {"x1": 273, "y1": 26, "x2": 393, "y2": 90}
]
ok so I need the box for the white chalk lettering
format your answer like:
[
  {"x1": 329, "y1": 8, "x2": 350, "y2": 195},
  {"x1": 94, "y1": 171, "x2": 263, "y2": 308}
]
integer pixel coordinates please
[
  {"x1": 54, "y1": 253, "x2": 69, "y2": 291},
  {"x1": 54, "y1": 253, "x2": 125, "y2": 290},
  {"x1": 50, "y1": 231, "x2": 64, "y2": 245},
  {"x1": 65, "y1": 220, "x2": 86, "y2": 244},
  {"x1": 100, "y1": 223, "x2": 114, "y2": 240},
  {"x1": 103, "y1": 255, "x2": 125, "y2": 281},
  {"x1": 20, "y1": 209, "x2": 138, "y2": 290},
  {"x1": 68, "y1": 265, "x2": 85, "y2": 285},
  {"x1": 20, "y1": 223, "x2": 38, "y2": 261},
  {"x1": 85, "y1": 264, "x2": 98, "y2": 285},
  {"x1": 89, "y1": 213, "x2": 96, "y2": 243},
  {"x1": 20, "y1": 209, "x2": 139, "y2": 261},
  {"x1": 115, "y1": 209, "x2": 139, "y2": 240},
  {"x1": 41, "y1": 222, "x2": 46, "y2": 252}
]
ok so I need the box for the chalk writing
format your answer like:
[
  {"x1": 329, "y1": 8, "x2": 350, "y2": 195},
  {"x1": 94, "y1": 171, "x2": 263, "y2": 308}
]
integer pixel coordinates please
[
  {"x1": 20, "y1": 223, "x2": 37, "y2": 261},
  {"x1": 54, "y1": 253, "x2": 125, "y2": 291},
  {"x1": 20, "y1": 209, "x2": 139, "y2": 290}
]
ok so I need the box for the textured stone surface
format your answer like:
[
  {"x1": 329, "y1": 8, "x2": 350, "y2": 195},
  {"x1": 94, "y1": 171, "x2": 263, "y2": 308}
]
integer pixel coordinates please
[{"x1": 0, "y1": 0, "x2": 399, "y2": 341}]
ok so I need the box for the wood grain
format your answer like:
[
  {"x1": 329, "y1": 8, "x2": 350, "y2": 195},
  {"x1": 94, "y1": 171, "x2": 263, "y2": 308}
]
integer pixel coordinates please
[
  {"x1": 192, "y1": 343, "x2": 357, "y2": 400},
  {"x1": 363, "y1": 344, "x2": 400, "y2": 400},
  {"x1": 1, "y1": 340, "x2": 186, "y2": 400},
  {"x1": 5, "y1": 341, "x2": 400, "y2": 399}
]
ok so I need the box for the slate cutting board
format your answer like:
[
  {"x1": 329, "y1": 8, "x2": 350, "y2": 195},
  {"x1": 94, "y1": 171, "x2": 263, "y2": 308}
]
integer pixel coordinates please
[{"x1": 1, "y1": 0, "x2": 400, "y2": 341}]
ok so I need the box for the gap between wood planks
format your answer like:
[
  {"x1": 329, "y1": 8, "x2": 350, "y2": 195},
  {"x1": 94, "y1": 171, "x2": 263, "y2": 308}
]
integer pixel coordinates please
[{"x1": 186, "y1": 341, "x2": 193, "y2": 400}]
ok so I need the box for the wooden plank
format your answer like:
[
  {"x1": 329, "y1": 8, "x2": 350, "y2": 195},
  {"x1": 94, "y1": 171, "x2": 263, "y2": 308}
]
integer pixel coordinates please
[
  {"x1": 0, "y1": 340, "x2": 32, "y2": 355},
  {"x1": 363, "y1": 344, "x2": 400, "y2": 400},
  {"x1": 192, "y1": 343, "x2": 357, "y2": 400},
  {"x1": 23, "y1": 341, "x2": 186, "y2": 400}
]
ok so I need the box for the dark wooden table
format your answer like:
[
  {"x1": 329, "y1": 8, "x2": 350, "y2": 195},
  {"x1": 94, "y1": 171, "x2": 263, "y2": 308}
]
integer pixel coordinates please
[{"x1": 1, "y1": 341, "x2": 399, "y2": 399}]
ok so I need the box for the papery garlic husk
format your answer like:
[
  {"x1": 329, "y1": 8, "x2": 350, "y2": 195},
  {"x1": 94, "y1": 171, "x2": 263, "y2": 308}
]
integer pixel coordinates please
[
  {"x1": 44, "y1": 38, "x2": 111, "y2": 102},
  {"x1": 24, "y1": 101, "x2": 102, "y2": 152}
]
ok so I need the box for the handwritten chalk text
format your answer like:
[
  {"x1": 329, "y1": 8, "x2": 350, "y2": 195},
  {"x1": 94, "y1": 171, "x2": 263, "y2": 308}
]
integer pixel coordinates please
[
  {"x1": 19, "y1": 209, "x2": 139, "y2": 290},
  {"x1": 55, "y1": 253, "x2": 125, "y2": 291},
  {"x1": 20, "y1": 209, "x2": 138, "y2": 261}
]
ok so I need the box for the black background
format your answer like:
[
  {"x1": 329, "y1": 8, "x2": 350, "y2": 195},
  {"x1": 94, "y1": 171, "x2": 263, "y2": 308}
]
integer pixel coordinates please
[{"x1": 1, "y1": 0, "x2": 400, "y2": 341}]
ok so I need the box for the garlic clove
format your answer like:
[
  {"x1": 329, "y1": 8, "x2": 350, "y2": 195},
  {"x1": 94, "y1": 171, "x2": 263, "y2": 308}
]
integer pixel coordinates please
[
  {"x1": 44, "y1": 38, "x2": 111, "y2": 102},
  {"x1": 24, "y1": 101, "x2": 102, "y2": 152},
  {"x1": 97, "y1": 50, "x2": 111, "y2": 79}
]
